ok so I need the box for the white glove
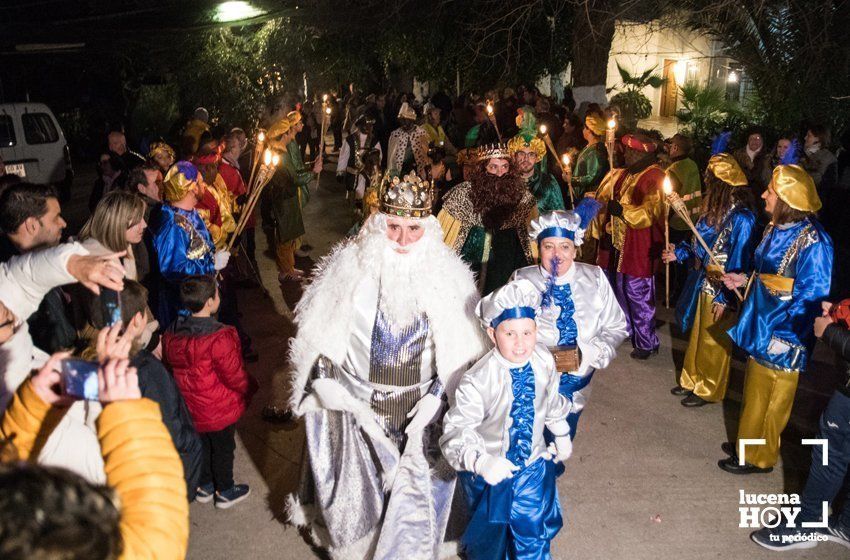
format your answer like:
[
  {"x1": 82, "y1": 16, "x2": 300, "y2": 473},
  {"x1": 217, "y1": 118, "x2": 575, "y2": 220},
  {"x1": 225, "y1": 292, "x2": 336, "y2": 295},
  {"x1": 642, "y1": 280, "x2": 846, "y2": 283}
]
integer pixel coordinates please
[
  {"x1": 551, "y1": 435, "x2": 573, "y2": 463},
  {"x1": 767, "y1": 338, "x2": 791, "y2": 356},
  {"x1": 214, "y1": 250, "x2": 231, "y2": 271},
  {"x1": 576, "y1": 342, "x2": 602, "y2": 377},
  {"x1": 475, "y1": 454, "x2": 520, "y2": 486},
  {"x1": 405, "y1": 393, "x2": 444, "y2": 434},
  {"x1": 312, "y1": 378, "x2": 353, "y2": 412}
]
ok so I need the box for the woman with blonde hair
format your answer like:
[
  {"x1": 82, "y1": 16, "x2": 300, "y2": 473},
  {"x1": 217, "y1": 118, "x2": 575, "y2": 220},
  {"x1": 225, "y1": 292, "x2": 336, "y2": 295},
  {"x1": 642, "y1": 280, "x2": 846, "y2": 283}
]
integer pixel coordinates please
[
  {"x1": 76, "y1": 191, "x2": 158, "y2": 348},
  {"x1": 79, "y1": 191, "x2": 147, "y2": 279}
]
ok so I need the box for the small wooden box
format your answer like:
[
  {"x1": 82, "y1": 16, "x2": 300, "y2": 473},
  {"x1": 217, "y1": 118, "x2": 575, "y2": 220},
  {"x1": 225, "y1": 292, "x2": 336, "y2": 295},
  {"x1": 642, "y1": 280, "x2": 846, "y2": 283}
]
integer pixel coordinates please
[{"x1": 551, "y1": 345, "x2": 580, "y2": 372}]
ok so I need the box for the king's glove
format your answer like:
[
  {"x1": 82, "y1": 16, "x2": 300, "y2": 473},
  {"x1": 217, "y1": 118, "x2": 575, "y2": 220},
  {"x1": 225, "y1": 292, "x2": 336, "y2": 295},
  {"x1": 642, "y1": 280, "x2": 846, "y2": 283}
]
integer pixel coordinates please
[
  {"x1": 214, "y1": 250, "x2": 231, "y2": 271},
  {"x1": 405, "y1": 393, "x2": 443, "y2": 434},
  {"x1": 546, "y1": 435, "x2": 573, "y2": 463},
  {"x1": 475, "y1": 454, "x2": 520, "y2": 486}
]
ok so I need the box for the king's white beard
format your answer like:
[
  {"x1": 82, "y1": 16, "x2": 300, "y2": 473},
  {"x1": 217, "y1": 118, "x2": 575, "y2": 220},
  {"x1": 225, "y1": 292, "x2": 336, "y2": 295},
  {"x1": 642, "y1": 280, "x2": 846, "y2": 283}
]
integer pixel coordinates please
[{"x1": 359, "y1": 232, "x2": 442, "y2": 329}]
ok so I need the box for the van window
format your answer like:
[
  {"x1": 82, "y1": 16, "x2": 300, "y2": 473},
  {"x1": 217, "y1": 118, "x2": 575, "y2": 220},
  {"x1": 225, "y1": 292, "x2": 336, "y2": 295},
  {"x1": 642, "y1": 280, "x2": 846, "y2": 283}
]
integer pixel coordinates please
[
  {"x1": 22, "y1": 113, "x2": 59, "y2": 145},
  {"x1": 0, "y1": 115, "x2": 15, "y2": 147}
]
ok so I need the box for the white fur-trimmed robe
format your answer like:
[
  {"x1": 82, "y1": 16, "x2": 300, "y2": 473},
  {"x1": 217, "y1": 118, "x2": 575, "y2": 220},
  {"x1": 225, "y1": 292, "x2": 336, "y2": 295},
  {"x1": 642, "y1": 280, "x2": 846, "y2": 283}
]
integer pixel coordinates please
[{"x1": 286, "y1": 224, "x2": 488, "y2": 559}]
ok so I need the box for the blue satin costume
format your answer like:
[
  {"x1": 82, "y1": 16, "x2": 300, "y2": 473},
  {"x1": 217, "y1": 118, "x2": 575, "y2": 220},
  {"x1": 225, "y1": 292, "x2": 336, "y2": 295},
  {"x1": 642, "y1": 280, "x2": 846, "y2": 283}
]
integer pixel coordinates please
[
  {"x1": 153, "y1": 204, "x2": 215, "y2": 327},
  {"x1": 458, "y1": 362, "x2": 562, "y2": 560},
  {"x1": 541, "y1": 284, "x2": 586, "y2": 438},
  {"x1": 674, "y1": 207, "x2": 758, "y2": 331},
  {"x1": 727, "y1": 217, "x2": 833, "y2": 372}
]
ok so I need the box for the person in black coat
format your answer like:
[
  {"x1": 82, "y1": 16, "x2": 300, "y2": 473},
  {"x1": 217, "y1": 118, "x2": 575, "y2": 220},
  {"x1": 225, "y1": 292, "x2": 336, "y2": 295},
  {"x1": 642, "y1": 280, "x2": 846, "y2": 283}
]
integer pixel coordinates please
[
  {"x1": 750, "y1": 300, "x2": 850, "y2": 550},
  {"x1": 88, "y1": 280, "x2": 203, "y2": 502}
]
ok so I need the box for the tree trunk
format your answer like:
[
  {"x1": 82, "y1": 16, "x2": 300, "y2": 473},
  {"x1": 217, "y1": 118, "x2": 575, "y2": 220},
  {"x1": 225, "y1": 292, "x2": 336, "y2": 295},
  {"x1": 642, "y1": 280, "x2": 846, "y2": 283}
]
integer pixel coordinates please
[{"x1": 570, "y1": 0, "x2": 616, "y2": 108}]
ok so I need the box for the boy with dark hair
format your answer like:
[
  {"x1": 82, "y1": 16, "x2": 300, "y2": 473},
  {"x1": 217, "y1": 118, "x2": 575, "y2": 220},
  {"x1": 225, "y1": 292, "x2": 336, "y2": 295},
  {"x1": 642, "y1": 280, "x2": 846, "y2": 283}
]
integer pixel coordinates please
[
  {"x1": 85, "y1": 280, "x2": 203, "y2": 501},
  {"x1": 163, "y1": 274, "x2": 256, "y2": 508}
]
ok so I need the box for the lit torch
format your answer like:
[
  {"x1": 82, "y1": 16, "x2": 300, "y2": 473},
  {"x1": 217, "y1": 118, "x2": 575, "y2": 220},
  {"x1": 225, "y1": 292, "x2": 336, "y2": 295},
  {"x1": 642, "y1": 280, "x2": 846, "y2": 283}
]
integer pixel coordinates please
[
  {"x1": 662, "y1": 175, "x2": 673, "y2": 308},
  {"x1": 666, "y1": 176, "x2": 744, "y2": 302},
  {"x1": 227, "y1": 148, "x2": 281, "y2": 253},
  {"x1": 606, "y1": 117, "x2": 616, "y2": 171},
  {"x1": 486, "y1": 101, "x2": 502, "y2": 142}
]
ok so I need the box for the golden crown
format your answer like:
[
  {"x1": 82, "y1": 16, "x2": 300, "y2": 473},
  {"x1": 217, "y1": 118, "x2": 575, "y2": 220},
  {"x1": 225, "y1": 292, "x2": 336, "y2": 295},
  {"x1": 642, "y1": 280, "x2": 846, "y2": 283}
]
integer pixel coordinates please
[
  {"x1": 477, "y1": 142, "x2": 511, "y2": 161},
  {"x1": 379, "y1": 172, "x2": 434, "y2": 218}
]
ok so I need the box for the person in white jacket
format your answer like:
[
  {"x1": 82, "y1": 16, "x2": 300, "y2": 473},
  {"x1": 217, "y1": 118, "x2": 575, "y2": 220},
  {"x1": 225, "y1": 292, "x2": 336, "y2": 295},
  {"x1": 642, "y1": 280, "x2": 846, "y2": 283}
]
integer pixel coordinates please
[
  {"x1": 0, "y1": 242, "x2": 125, "y2": 482},
  {"x1": 440, "y1": 279, "x2": 571, "y2": 560},
  {"x1": 510, "y1": 201, "x2": 629, "y2": 441}
]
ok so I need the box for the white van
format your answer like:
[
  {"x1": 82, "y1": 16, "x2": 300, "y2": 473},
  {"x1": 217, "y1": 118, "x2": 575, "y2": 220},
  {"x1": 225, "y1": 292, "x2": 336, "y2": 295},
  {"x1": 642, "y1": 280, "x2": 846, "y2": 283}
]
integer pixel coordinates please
[{"x1": 0, "y1": 102, "x2": 73, "y2": 190}]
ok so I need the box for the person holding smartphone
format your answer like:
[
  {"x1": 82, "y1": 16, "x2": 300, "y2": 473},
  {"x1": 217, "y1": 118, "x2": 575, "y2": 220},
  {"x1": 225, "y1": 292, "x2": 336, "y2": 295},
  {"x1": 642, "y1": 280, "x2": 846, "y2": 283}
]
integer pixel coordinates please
[{"x1": 0, "y1": 354, "x2": 189, "y2": 559}]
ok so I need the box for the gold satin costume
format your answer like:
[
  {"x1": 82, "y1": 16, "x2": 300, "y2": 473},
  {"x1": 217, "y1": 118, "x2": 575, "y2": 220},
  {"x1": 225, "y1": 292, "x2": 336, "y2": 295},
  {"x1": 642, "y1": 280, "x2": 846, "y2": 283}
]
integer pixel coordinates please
[
  {"x1": 679, "y1": 292, "x2": 736, "y2": 401},
  {"x1": 736, "y1": 358, "x2": 799, "y2": 468}
]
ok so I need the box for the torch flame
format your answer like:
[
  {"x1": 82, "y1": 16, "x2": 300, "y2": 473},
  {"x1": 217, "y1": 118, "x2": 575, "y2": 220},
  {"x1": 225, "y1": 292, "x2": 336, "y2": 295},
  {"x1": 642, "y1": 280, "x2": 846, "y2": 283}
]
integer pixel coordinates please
[
  {"x1": 486, "y1": 103, "x2": 493, "y2": 116},
  {"x1": 561, "y1": 153, "x2": 570, "y2": 166},
  {"x1": 263, "y1": 149, "x2": 272, "y2": 166},
  {"x1": 324, "y1": 107, "x2": 332, "y2": 115},
  {"x1": 607, "y1": 118, "x2": 616, "y2": 130},
  {"x1": 539, "y1": 124, "x2": 548, "y2": 135},
  {"x1": 662, "y1": 175, "x2": 673, "y2": 195},
  {"x1": 272, "y1": 153, "x2": 280, "y2": 167},
  {"x1": 322, "y1": 93, "x2": 328, "y2": 102},
  {"x1": 257, "y1": 131, "x2": 265, "y2": 143}
]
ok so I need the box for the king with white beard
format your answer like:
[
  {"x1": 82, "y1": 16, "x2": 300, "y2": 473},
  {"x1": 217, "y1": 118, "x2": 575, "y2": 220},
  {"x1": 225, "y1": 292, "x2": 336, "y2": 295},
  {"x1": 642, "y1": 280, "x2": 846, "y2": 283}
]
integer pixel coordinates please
[{"x1": 286, "y1": 173, "x2": 487, "y2": 559}]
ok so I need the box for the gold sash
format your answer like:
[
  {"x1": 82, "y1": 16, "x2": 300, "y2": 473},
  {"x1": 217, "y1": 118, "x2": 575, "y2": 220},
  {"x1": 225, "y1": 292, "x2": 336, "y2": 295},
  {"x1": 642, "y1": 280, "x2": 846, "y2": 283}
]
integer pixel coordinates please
[{"x1": 758, "y1": 273, "x2": 794, "y2": 295}]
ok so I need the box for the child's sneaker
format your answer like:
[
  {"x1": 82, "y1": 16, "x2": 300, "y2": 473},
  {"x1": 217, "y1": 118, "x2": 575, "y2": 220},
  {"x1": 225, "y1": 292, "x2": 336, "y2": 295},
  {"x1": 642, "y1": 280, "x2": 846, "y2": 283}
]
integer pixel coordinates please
[
  {"x1": 214, "y1": 484, "x2": 251, "y2": 509},
  {"x1": 195, "y1": 483, "x2": 215, "y2": 504}
]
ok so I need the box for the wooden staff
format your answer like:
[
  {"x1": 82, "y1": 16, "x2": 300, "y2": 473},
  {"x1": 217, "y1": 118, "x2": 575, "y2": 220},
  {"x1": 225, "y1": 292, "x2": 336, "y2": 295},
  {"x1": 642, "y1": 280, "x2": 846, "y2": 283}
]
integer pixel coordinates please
[
  {"x1": 606, "y1": 117, "x2": 616, "y2": 243},
  {"x1": 486, "y1": 101, "x2": 502, "y2": 142},
  {"x1": 667, "y1": 191, "x2": 744, "y2": 302},
  {"x1": 537, "y1": 124, "x2": 575, "y2": 208},
  {"x1": 248, "y1": 130, "x2": 266, "y2": 194},
  {"x1": 226, "y1": 149, "x2": 280, "y2": 253},
  {"x1": 316, "y1": 105, "x2": 331, "y2": 190},
  {"x1": 561, "y1": 153, "x2": 576, "y2": 208},
  {"x1": 662, "y1": 176, "x2": 672, "y2": 308}
]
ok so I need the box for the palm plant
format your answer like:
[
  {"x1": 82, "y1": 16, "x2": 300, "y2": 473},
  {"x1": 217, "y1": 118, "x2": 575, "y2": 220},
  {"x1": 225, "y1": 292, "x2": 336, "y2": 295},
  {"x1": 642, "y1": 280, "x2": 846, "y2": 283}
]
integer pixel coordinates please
[
  {"x1": 679, "y1": 0, "x2": 850, "y2": 137},
  {"x1": 609, "y1": 62, "x2": 667, "y2": 128}
]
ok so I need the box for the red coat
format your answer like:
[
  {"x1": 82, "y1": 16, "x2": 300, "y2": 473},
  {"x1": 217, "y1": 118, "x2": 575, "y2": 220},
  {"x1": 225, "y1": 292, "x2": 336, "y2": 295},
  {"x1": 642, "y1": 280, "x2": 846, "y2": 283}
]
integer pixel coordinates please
[
  {"x1": 163, "y1": 316, "x2": 256, "y2": 432},
  {"x1": 218, "y1": 158, "x2": 255, "y2": 228}
]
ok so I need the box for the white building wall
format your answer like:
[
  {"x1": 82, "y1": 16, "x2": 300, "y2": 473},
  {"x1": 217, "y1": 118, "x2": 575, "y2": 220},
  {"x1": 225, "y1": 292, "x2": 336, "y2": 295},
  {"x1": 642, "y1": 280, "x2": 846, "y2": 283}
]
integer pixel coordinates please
[{"x1": 607, "y1": 21, "x2": 715, "y2": 116}]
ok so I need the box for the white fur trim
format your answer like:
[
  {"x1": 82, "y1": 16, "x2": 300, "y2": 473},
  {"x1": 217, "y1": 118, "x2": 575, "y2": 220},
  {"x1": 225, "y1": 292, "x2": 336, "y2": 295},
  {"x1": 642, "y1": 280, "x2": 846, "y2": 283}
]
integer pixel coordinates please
[{"x1": 288, "y1": 224, "x2": 487, "y2": 411}]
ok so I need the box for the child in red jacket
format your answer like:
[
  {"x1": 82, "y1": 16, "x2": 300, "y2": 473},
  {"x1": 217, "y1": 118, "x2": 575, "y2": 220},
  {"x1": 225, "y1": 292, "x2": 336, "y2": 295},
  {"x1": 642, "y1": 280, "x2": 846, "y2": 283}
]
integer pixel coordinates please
[{"x1": 163, "y1": 274, "x2": 257, "y2": 509}]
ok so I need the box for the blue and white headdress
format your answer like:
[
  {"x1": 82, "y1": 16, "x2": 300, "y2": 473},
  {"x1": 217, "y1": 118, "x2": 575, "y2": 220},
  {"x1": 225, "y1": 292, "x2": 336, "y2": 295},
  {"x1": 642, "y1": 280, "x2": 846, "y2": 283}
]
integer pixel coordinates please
[
  {"x1": 476, "y1": 279, "x2": 542, "y2": 329},
  {"x1": 528, "y1": 198, "x2": 603, "y2": 247}
]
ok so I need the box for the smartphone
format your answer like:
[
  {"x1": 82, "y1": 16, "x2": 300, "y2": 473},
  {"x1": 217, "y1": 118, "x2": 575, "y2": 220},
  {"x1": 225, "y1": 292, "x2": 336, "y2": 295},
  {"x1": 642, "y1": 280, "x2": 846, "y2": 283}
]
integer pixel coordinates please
[
  {"x1": 100, "y1": 288, "x2": 122, "y2": 327},
  {"x1": 61, "y1": 358, "x2": 99, "y2": 401}
]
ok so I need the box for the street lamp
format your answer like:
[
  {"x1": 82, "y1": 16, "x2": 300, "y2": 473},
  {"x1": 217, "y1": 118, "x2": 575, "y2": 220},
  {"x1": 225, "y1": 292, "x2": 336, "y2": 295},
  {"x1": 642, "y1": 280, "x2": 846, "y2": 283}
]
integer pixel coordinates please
[{"x1": 213, "y1": 1, "x2": 265, "y2": 23}]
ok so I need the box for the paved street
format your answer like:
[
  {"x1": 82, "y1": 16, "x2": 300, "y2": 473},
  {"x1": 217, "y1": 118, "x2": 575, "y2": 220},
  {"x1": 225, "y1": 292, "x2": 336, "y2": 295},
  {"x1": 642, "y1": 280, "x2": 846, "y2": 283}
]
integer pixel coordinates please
[{"x1": 63, "y1": 164, "x2": 845, "y2": 559}]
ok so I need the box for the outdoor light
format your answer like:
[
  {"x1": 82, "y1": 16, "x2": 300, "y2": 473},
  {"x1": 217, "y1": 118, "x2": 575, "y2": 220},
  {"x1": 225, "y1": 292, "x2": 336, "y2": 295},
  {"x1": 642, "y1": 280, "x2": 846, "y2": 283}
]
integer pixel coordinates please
[
  {"x1": 728, "y1": 71, "x2": 739, "y2": 83},
  {"x1": 673, "y1": 60, "x2": 687, "y2": 85},
  {"x1": 213, "y1": 1, "x2": 265, "y2": 23},
  {"x1": 607, "y1": 118, "x2": 616, "y2": 130}
]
